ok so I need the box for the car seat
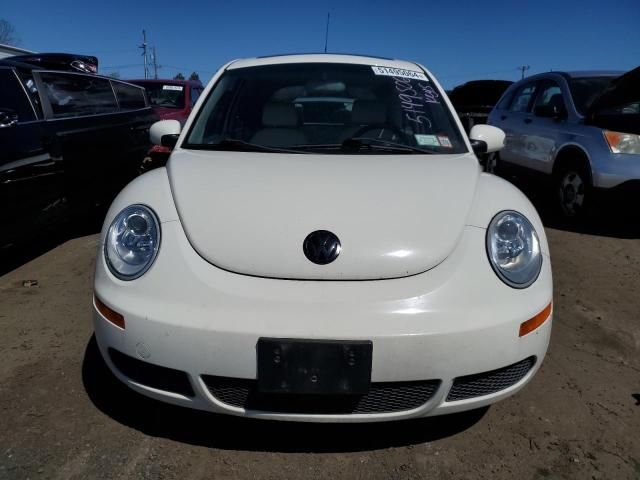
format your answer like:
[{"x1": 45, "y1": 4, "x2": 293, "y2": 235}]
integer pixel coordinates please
[{"x1": 250, "y1": 103, "x2": 308, "y2": 147}]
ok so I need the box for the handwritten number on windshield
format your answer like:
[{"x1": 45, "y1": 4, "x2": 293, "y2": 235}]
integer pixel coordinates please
[{"x1": 393, "y1": 76, "x2": 440, "y2": 126}]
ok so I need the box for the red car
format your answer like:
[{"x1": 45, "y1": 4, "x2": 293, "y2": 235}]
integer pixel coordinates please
[
  {"x1": 128, "y1": 79, "x2": 204, "y2": 169},
  {"x1": 127, "y1": 79, "x2": 204, "y2": 124}
]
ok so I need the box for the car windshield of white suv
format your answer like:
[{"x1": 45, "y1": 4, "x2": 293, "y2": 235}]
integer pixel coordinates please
[{"x1": 185, "y1": 63, "x2": 467, "y2": 154}]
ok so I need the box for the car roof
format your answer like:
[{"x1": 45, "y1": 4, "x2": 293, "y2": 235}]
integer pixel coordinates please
[
  {"x1": 2, "y1": 53, "x2": 99, "y2": 74},
  {"x1": 127, "y1": 78, "x2": 203, "y2": 86},
  {"x1": 521, "y1": 70, "x2": 624, "y2": 83},
  {"x1": 0, "y1": 59, "x2": 126, "y2": 82},
  {"x1": 564, "y1": 70, "x2": 625, "y2": 78},
  {"x1": 226, "y1": 53, "x2": 422, "y2": 71},
  {"x1": 0, "y1": 58, "x2": 36, "y2": 70}
]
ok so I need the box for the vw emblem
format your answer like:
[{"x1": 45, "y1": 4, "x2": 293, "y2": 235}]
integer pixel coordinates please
[{"x1": 303, "y1": 230, "x2": 341, "y2": 265}]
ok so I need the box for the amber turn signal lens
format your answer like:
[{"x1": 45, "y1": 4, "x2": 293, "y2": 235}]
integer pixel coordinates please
[
  {"x1": 519, "y1": 302, "x2": 552, "y2": 337},
  {"x1": 94, "y1": 296, "x2": 125, "y2": 329}
]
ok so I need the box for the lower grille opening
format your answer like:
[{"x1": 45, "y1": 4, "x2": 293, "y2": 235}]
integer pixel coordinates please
[
  {"x1": 447, "y1": 356, "x2": 536, "y2": 402},
  {"x1": 108, "y1": 348, "x2": 194, "y2": 397},
  {"x1": 202, "y1": 376, "x2": 440, "y2": 414}
]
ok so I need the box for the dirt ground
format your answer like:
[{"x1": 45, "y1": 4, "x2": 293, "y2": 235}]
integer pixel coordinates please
[{"x1": 1, "y1": 208, "x2": 639, "y2": 479}]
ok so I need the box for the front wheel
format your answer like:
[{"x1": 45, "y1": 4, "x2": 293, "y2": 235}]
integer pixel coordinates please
[{"x1": 555, "y1": 164, "x2": 592, "y2": 219}]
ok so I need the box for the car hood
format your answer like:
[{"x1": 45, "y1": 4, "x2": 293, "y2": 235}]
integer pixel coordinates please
[
  {"x1": 167, "y1": 150, "x2": 479, "y2": 280},
  {"x1": 587, "y1": 66, "x2": 640, "y2": 133},
  {"x1": 153, "y1": 107, "x2": 188, "y2": 124}
]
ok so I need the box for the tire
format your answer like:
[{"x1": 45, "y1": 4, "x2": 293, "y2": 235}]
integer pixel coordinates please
[{"x1": 554, "y1": 161, "x2": 592, "y2": 220}]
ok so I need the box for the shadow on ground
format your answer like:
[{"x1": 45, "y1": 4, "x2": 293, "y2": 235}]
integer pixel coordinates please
[
  {"x1": 0, "y1": 206, "x2": 106, "y2": 276},
  {"x1": 500, "y1": 173, "x2": 640, "y2": 240},
  {"x1": 82, "y1": 336, "x2": 488, "y2": 453}
]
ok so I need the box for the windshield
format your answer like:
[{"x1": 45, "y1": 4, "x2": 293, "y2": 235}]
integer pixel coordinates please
[
  {"x1": 136, "y1": 82, "x2": 186, "y2": 109},
  {"x1": 185, "y1": 63, "x2": 467, "y2": 154},
  {"x1": 569, "y1": 77, "x2": 614, "y2": 115}
]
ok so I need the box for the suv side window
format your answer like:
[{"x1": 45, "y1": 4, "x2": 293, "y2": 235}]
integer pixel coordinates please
[
  {"x1": 0, "y1": 68, "x2": 36, "y2": 122},
  {"x1": 190, "y1": 87, "x2": 203, "y2": 108},
  {"x1": 509, "y1": 83, "x2": 537, "y2": 113},
  {"x1": 534, "y1": 81, "x2": 565, "y2": 111},
  {"x1": 112, "y1": 81, "x2": 147, "y2": 110},
  {"x1": 496, "y1": 88, "x2": 515, "y2": 110},
  {"x1": 39, "y1": 72, "x2": 118, "y2": 118}
]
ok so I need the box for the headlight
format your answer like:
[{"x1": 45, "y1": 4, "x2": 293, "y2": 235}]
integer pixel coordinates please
[
  {"x1": 105, "y1": 205, "x2": 160, "y2": 280},
  {"x1": 486, "y1": 211, "x2": 542, "y2": 288},
  {"x1": 604, "y1": 130, "x2": 640, "y2": 154}
]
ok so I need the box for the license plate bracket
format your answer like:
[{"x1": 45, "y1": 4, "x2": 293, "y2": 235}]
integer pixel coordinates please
[{"x1": 257, "y1": 338, "x2": 373, "y2": 395}]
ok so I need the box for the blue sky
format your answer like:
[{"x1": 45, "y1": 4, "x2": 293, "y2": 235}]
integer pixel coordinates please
[{"x1": 3, "y1": 0, "x2": 639, "y2": 88}]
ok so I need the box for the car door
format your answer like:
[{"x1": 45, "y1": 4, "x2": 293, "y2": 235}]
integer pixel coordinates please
[
  {"x1": 111, "y1": 80, "x2": 159, "y2": 177},
  {"x1": 496, "y1": 81, "x2": 539, "y2": 168},
  {"x1": 526, "y1": 79, "x2": 569, "y2": 174},
  {"x1": 35, "y1": 71, "x2": 154, "y2": 206},
  {"x1": 0, "y1": 67, "x2": 66, "y2": 250}
]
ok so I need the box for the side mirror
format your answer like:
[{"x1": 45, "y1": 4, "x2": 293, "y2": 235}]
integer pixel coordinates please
[
  {"x1": 534, "y1": 104, "x2": 567, "y2": 120},
  {"x1": 469, "y1": 124, "x2": 505, "y2": 154},
  {"x1": 149, "y1": 120, "x2": 181, "y2": 149},
  {"x1": 0, "y1": 109, "x2": 18, "y2": 128}
]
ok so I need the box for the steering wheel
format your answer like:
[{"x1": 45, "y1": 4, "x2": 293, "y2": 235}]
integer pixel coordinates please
[{"x1": 348, "y1": 124, "x2": 406, "y2": 142}]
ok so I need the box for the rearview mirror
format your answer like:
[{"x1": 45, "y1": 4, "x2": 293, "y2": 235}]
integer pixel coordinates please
[
  {"x1": 534, "y1": 104, "x2": 567, "y2": 120},
  {"x1": 150, "y1": 120, "x2": 181, "y2": 149},
  {"x1": 469, "y1": 124, "x2": 505, "y2": 154}
]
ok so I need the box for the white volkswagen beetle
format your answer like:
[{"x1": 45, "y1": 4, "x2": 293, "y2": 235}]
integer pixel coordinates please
[{"x1": 93, "y1": 54, "x2": 552, "y2": 422}]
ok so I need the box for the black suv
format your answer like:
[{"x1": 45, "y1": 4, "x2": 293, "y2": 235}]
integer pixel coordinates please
[
  {"x1": 0, "y1": 57, "x2": 159, "y2": 251},
  {"x1": 449, "y1": 80, "x2": 513, "y2": 133}
]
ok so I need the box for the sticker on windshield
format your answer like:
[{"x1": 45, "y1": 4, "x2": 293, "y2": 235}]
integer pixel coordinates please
[
  {"x1": 371, "y1": 66, "x2": 428, "y2": 81},
  {"x1": 414, "y1": 134, "x2": 440, "y2": 147},
  {"x1": 437, "y1": 135, "x2": 452, "y2": 148},
  {"x1": 163, "y1": 85, "x2": 184, "y2": 91}
]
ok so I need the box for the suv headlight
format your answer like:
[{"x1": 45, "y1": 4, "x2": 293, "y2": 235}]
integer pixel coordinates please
[
  {"x1": 105, "y1": 205, "x2": 160, "y2": 280},
  {"x1": 486, "y1": 211, "x2": 542, "y2": 288},
  {"x1": 604, "y1": 130, "x2": 640, "y2": 154}
]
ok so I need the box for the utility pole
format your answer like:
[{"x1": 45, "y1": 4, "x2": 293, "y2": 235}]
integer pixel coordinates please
[
  {"x1": 518, "y1": 65, "x2": 530, "y2": 79},
  {"x1": 152, "y1": 47, "x2": 159, "y2": 79},
  {"x1": 139, "y1": 30, "x2": 148, "y2": 79},
  {"x1": 324, "y1": 12, "x2": 330, "y2": 53}
]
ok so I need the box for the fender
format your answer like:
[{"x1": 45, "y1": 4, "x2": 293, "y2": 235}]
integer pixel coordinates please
[
  {"x1": 101, "y1": 167, "x2": 178, "y2": 242},
  {"x1": 465, "y1": 173, "x2": 550, "y2": 256},
  {"x1": 551, "y1": 141, "x2": 592, "y2": 175}
]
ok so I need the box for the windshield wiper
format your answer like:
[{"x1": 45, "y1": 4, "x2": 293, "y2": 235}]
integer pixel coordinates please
[
  {"x1": 343, "y1": 137, "x2": 436, "y2": 154},
  {"x1": 290, "y1": 138, "x2": 435, "y2": 154},
  {"x1": 185, "y1": 138, "x2": 307, "y2": 154}
]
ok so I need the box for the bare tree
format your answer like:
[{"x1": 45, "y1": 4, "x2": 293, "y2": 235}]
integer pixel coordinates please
[
  {"x1": 0, "y1": 19, "x2": 20, "y2": 46},
  {"x1": 189, "y1": 72, "x2": 200, "y2": 81},
  {"x1": 173, "y1": 72, "x2": 185, "y2": 80}
]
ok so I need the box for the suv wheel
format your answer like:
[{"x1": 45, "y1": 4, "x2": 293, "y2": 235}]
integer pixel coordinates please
[{"x1": 555, "y1": 163, "x2": 591, "y2": 219}]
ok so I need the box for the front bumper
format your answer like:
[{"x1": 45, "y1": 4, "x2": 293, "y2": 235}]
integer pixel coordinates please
[
  {"x1": 93, "y1": 220, "x2": 553, "y2": 422},
  {"x1": 593, "y1": 152, "x2": 640, "y2": 189}
]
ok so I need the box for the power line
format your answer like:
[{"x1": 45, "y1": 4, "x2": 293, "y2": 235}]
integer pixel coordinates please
[
  {"x1": 101, "y1": 63, "x2": 144, "y2": 70},
  {"x1": 161, "y1": 64, "x2": 217, "y2": 74},
  {"x1": 438, "y1": 67, "x2": 520, "y2": 80},
  {"x1": 88, "y1": 48, "x2": 139, "y2": 55}
]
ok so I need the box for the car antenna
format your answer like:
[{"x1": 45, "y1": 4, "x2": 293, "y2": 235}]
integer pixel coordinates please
[{"x1": 324, "y1": 12, "x2": 330, "y2": 53}]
